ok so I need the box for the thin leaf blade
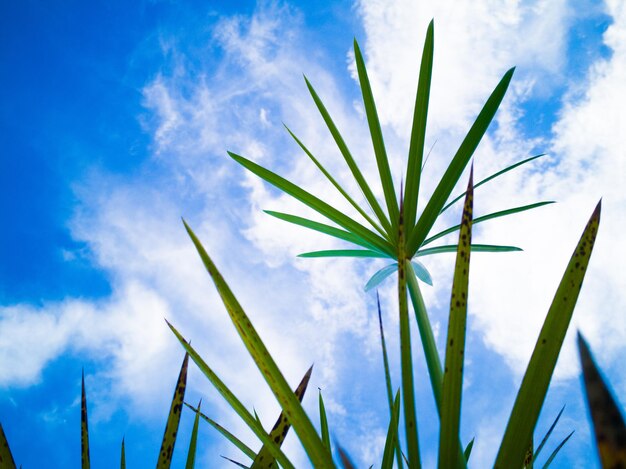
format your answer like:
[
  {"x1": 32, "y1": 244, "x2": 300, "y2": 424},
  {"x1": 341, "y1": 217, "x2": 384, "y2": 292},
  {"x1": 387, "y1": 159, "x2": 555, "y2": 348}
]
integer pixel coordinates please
[
  {"x1": 381, "y1": 391, "x2": 401, "y2": 469},
  {"x1": 298, "y1": 249, "x2": 390, "y2": 259},
  {"x1": 541, "y1": 431, "x2": 574, "y2": 468},
  {"x1": 81, "y1": 371, "x2": 90, "y2": 469},
  {"x1": 185, "y1": 399, "x2": 202, "y2": 469},
  {"x1": 415, "y1": 244, "x2": 522, "y2": 257},
  {"x1": 0, "y1": 423, "x2": 17, "y2": 469},
  {"x1": 318, "y1": 390, "x2": 331, "y2": 453}
]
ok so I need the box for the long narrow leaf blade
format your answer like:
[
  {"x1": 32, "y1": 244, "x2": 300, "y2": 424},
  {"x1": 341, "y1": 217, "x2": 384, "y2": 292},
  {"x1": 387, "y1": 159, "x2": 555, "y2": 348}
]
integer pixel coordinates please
[
  {"x1": 381, "y1": 391, "x2": 401, "y2": 469},
  {"x1": 81, "y1": 371, "x2": 90, "y2": 469},
  {"x1": 354, "y1": 39, "x2": 399, "y2": 230},
  {"x1": 168, "y1": 329, "x2": 295, "y2": 469},
  {"x1": 304, "y1": 77, "x2": 392, "y2": 233},
  {"x1": 184, "y1": 403, "x2": 256, "y2": 460},
  {"x1": 441, "y1": 154, "x2": 545, "y2": 214},
  {"x1": 181, "y1": 221, "x2": 333, "y2": 468},
  {"x1": 464, "y1": 438, "x2": 475, "y2": 462},
  {"x1": 365, "y1": 263, "x2": 398, "y2": 292},
  {"x1": 284, "y1": 126, "x2": 387, "y2": 237},
  {"x1": 337, "y1": 445, "x2": 357, "y2": 469},
  {"x1": 120, "y1": 438, "x2": 126, "y2": 469},
  {"x1": 541, "y1": 431, "x2": 574, "y2": 468},
  {"x1": 438, "y1": 168, "x2": 474, "y2": 469},
  {"x1": 318, "y1": 390, "x2": 331, "y2": 453},
  {"x1": 298, "y1": 249, "x2": 390, "y2": 259},
  {"x1": 404, "y1": 19, "x2": 434, "y2": 231},
  {"x1": 533, "y1": 406, "x2": 565, "y2": 462},
  {"x1": 252, "y1": 366, "x2": 314, "y2": 468},
  {"x1": 0, "y1": 423, "x2": 17, "y2": 469},
  {"x1": 415, "y1": 244, "x2": 521, "y2": 257},
  {"x1": 423, "y1": 201, "x2": 554, "y2": 246},
  {"x1": 229, "y1": 152, "x2": 394, "y2": 256},
  {"x1": 265, "y1": 211, "x2": 385, "y2": 253},
  {"x1": 185, "y1": 400, "x2": 202, "y2": 469},
  {"x1": 157, "y1": 353, "x2": 189, "y2": 469},
  {"x1": 578, "y1": 333, "x2": 626, "y2": 467},
  {"x1": 408, "y1": 68, "x2": 515, "y2": 256},
  {"x1": 222, "y1": 456, "x2": 250, "y2": 468},
  {"x1": 494, "y1": 201, "x2": 601, "y2": 467}
]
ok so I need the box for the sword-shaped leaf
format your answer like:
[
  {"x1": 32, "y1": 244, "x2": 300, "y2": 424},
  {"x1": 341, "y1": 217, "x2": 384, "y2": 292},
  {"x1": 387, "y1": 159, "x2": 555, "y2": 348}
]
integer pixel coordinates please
[
  {"x1": 222, "y1": 455, "x2": 250, "y2": 468},
  {"x1": 81, "y1": 371, "x2": 90, "y2": 469},
  {"x1": 407, "y1": 67, "x2": 515, "y2": 257},
  {"x1": 381, "y1": 391, "x2": 401, "y2": 469},
  {"x1": 184, "y1": 403, "x2": 256, "y2": 460},
  {"x1": 265, "y1": 211, "x2": 386, "y2": 253},
  {"x1": 423, "y1": 201, "x2": 554, "y2": 247},
  {"x1": 0, "y1": 423, "x2": 16, "y2": 469},
  {"x1": 494, "y1": 201, "x2": 601, "y2": 468},
  {"x1": 354, "y1": 39, "x2": 399, "y2": 232},
  {"x1": 441, "y1": 154, "x2": 545, "y2": 214},
  {"x1": 540, "y1": 431, "x2": 574, "y2": 468},
  {"x1": 168, "y1": 329, "x2": 295, "y2": 469},
  {"x1": 252, "y1": 366, "x2": 313, "y2": 468},
  {"x1": 298, "y1": 249, "x2": 390, "y2": 259},
  {"x1": 319, "y1": 390, "x2": 331, "y2": 453},
  {"x1": 533, "y1": 406, "x2": 565, "y2": 462},
  {"x1": 229, "y1": 152, "x2": 394, "y2": 257},
  {"x1": 365, "y1": 264, "x2": 398, "y2": 292},
  {"x1": 120, "y1": 437, "x2": 126, "y2": 469},
  {"x1": 304, "y1": 77, "x2": 391, "y2": 234},
  {"x1": 578, "y1": 333, "x2": 626, "y2": 467},
  {"x1": 404, "y1": 20, "x2": 434, "y2": 231},
  {"x1": 438, "y1": 168, "x2": 473, "y2": 469},
  {"x1": 180, "y1": 221, "x2": 333, "y2": 468},
  {"x1": 415, "y1": 244, "x2": 521, "y2": 257},
  {"x1": 185, "y1": 399, "x2": 202, "y2": 469},
  {"x1": 157, "y1": 353, "x2": 189, "y2": 469},
  {"x1": 284, "y1": 126, "x2": 386, "y2": 237}
]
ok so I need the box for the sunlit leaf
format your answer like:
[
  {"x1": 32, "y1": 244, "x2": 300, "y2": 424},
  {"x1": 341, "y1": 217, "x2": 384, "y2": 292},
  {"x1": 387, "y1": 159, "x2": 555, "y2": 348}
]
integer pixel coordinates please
[
  {"x1": 415, "y1": 244, "x2": 521, "y2": 257},
  {"x1": 411, "y1": 259, "x2": 432, "y2": 286},
  {"x1": 495, "y1": 201, "x2": 601, "y2": 467},
  {"x1": 381, "y1": 391, "x2": 401, "y2": 469},
  {"x1": 298, "y1": 249, "x2": 390, "y2": 259},
  {"x1": 318, "y1": 390, "x2": 331, "y2": 453},
  {"x1": 365, "y1": 264, "x2": 398, "y2": 292},
  {"x1": 185, "y1": 399, "x2": 202, "y2": 469}
]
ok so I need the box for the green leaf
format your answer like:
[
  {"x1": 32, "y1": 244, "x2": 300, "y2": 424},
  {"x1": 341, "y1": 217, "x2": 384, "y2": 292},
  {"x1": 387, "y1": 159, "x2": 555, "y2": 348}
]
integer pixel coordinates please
[
  {"x1": 184, "y1": 403, "x2": 256, "y2": 460},
  {"x1": 0, "y1": 423, "x2": 17, "y2": 469},
  {"x1": 284, "y1": 125, "x2": 386, "y2": 237},
  {"x1": 415, "y1": 244, "x2": 522, "y2": 257},
  {"x1": 404, "y1": 20, "x2": 434, "y2": 231},
  {"x1": 541, "y1": 431, "x2": 574, "y2": 468},
  {"x1": 252, "y1": 366, "x2": 314, "y2": 468},
  {"x1": 168, "y1": 332, "x2": 295, "y2": 469},
  {"x1": 438, "y1": 168, "x2": 474, "y2": 469},
  {"x1": 441, "y1": 154, "x2": 545, "y2": 214},
  {"x1": 120, "y1": 438, "x2": 126, "y2": 469},
  {"x1": 365, "y1": 263, "x2": 398, "y2": 292},
  {"x1": 304, "y1": 76, "x2": 392, "y2": 234},
  {"x1": 381, "y1": 391, "x2": 401, "y2": 469},
  {"x1": 533, "y1": 406, "x2": 565, "y2": 462},
  {"x1": 353, "y1": 39, "x2": 399, "y2": 232},
  {"x1": 407, "y1": 67, "x2": 515, "y2": 257},
  {"x1": 577, "y1": 333, "x2": 626, "y2": 468},
  {"x1": 494, "y1": 201, "x2": 601, "y2": 468},
  {"x1": 157, "y1": 353, "x2": 189, "y2": 469},
  {"x1": 265, "y1": 211, "x2": 386, "y2": 253},
  {"x1": 464, "y1": 438, "x2": 475, "y2": 462},
  {"x1": 185, "y1": 399, "x2": 202, "y2": 469},
  {"x1": 423, "y1": 201, "x2": 555, "y2": 246},
  {"x1": 82, "y1": 371, "x2": 90, "y2": 469},
  {"x1": 181, "y1": 221, "x2": 333, "y2": 468},
  {"x1": 318, "y1": 390, "x2": 331, "y2": 453},
  {"x1": 229, "y1": 152, "x2": 394, "y2": 257},
  {"x1": 411, "y1": 259, "x2": 433, "y2": 286},
  {"x1": 298, "y1": 249, "x2": 390, "y2": 259},
  {"x1": 222, "y1": 455, "x2": 251, "y2": 468}
]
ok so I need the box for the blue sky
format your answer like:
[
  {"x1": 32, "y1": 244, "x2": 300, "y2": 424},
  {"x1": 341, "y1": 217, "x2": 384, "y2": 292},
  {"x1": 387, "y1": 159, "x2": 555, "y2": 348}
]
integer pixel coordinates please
[{"x1": 1, "y1": 0, "x2": 625, "y2": 467}]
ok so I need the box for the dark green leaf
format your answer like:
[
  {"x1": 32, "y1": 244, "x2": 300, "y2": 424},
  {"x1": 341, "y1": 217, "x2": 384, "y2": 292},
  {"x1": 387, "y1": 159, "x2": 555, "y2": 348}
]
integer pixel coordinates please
[
  {"x1": 157, "y1": 353, "x2": 189, "y2": 469},
  {"x1": 120, "y1": 438, "x2": 126, "y2": 469},
  {"x1": 533, "y1": 406, "x2": 565, "y2": 462},
  {"x1": 541, "y1": 431, "x2": 574, "y2": 468},
  {"x1": 0, "y1": 423, "x2": 17, "y2": 469},
  {"x1": 495, "y1": 201, "x2": 601, "y2": 467},
  {"x1": 222, "y1": 455, "x2": 250, "y2": 468},
  {"x1": 82, "y1": 371, "x2": 90, "y2": 469},
  {"x1": 464, "y1": 438, "x2": 475, "y2": 462},
  {"x1": 381, "y1": 391, "x2": 401, "y2": 469}
]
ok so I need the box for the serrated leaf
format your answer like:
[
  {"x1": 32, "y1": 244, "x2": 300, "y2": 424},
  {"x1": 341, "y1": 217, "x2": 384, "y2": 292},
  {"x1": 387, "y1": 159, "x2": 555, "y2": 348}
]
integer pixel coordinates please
[
  {"x1": 0, "y1": 422, "x2": 17, "y2": 469},
  {"x1": 252, "y1": 366, "x2": 313, "y2": 468},
  {"x1": 82, "y1": 371, "x2": 90, "y2": 469},
  {"x1": 423, "y1": 201, "x2": 555, "y2": 246},
  {"x1": 541, "y1": 431, "x2": 574, "y2": 468},
  {"x1": 365, "y1": 264, "x2": 398, "y2": 292},
  {"x1": 407, "y1": 67, "x2": 515, "y2": 257},
  {"x1": 411, "y1": 259, "x2": 433, "y2": 286},
  {"x1": 495, "y1": 201, "x2": 601, "y2": 468},
  {"x1": 298, "y1": 249, "x2": 390, "y2": 259},
  {"x1": 438, "y1": 167, "x2": 473, "y2": 469},
  {"x1": 578, "y1": 333, "x2": 626, "y2": 467},
  {"x1": 441, "y1": 153, "x2": 545, "y2": 214},
  {"x1": 354, "y1": 39, "x2": 399, "y2": 232},
  {"x1": 180, "y1": 221, "x2": 333, "y2": 468},
  {"x1": 229, "y1": 152, "x2": 394, "y2": 256},
  {"x1": 304, "y1": 76, "x2": 392, "y2": 234},
  {"x1": 185, "y1": 399, "x2": 202, "y2": 469},
  {"x1": 404, "y1": 19, "x2": 434, "y2": 231},
  {"x1": 157, "y1": 353, "x2": 189, "y2": 469},
  {"x1": 415, "y1": 244, "x2": 522, "y2": 257}
]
